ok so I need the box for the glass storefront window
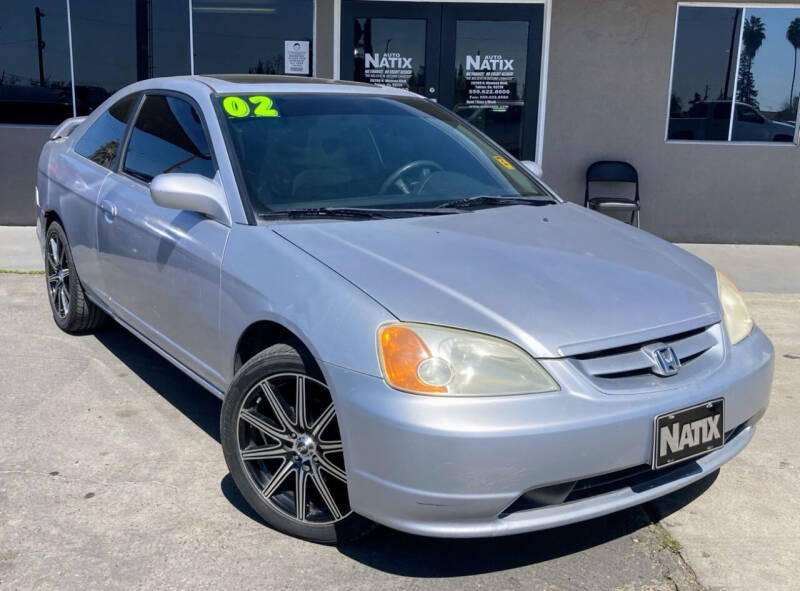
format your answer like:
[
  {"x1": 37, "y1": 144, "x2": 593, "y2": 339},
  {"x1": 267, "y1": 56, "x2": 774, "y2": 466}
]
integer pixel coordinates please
[
  {"x1": 0, "y1": 0, "x2": 73, "y2": 124},
  {"x1": 668, "y1": 4, "x2": 800, "y2": 143},
  {"x1": 732, "y1": 7, "x2": 800, "y2": 142},
  {"x1": 149, "y1": 0, "x2": 192, "y2": 78},
  {"x1": 71, "y1": 0, "x2": 138, "y2": 115},
  {"x1": 72, "y1": 0, "x2": 192, "y2": 115},
  {"x1": 0, "y1": 0, "x2": 313, "y2": 125},
  {"x1": 668, "y1": 6, "x2": 742, "y2": 141},
  {"x1": 192, "y1": 0, "x2": 313, "y2": 76}
]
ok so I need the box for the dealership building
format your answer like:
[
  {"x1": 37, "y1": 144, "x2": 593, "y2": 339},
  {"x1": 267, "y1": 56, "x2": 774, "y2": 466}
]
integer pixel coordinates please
[{"x1": 1, "y1": 0, "x2": 799, "y2": 242}]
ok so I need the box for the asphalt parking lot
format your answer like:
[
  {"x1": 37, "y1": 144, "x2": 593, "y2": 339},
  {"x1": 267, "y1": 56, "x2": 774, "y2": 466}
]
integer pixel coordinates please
[{"x1": 1, "y1": 244, "x2": 798, "y2": 590}]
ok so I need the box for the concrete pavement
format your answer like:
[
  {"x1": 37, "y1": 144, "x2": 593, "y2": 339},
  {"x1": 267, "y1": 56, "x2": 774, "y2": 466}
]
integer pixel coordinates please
[
  {"x1": 0, "y1": 274, "x2": 699, "y2": 590},
  {"x1": 0, "y1": 226, "x2": 41, "y2": 272},
  {"x1": 677, "y1": 244, "x2": 800, "y2": 294},
  {"x1": 649, "y1": 291, "x2": 800, "y2": 590}
]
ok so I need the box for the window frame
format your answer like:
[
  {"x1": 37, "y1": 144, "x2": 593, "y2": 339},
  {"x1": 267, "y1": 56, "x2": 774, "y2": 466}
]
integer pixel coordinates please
[
  {"x1": 117, "y1": 89, "x2": 219, "y2": 186},
  {"x1": 666, "y1": 2, "x2": 800, "y2": 146}
]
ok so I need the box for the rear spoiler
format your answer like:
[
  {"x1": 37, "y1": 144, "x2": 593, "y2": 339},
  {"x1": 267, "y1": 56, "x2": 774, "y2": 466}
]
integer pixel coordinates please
[{"x1": 49, "y1": 116, "x2": 86, "y2": 140}]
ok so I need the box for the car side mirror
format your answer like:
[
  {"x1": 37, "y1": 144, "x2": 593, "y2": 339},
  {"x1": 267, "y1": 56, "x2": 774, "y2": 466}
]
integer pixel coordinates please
[
  {"x1": 521, "y1": 160, "x2": 542, "y2": 177},
  {"x1": 150, "y1": 173, "x2": 229, "y2": 224}
]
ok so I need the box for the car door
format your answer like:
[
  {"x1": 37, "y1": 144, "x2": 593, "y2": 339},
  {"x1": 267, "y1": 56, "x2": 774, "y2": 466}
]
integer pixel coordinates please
[
  {"x1": 61, "y1": 93, "x2": 139, "y2": 295},
  {"x1": 96, "y1": 92, "x2": 230, "y2": 388}
]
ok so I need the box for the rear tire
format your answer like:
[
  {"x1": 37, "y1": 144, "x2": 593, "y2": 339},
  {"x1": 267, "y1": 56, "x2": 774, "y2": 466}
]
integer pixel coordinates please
[
  {"x1": 220, "y1": 341, "x2": 375, "y2": 544},
  {"x1": 44, "y1": 221, "x2": 106, "y2": 333}
]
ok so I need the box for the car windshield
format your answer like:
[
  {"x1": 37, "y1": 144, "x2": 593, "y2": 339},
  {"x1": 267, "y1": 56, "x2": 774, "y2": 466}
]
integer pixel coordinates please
[{"x1": 216, "y1": 93, "x2": 552, "y2": 215}]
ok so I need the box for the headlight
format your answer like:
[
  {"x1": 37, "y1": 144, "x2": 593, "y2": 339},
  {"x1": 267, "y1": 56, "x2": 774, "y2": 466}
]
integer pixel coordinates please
[
  {"x1": 716, "y1": 271, "x2": 753, "y2": 345},
  {"x1": 378, "y1": 323, "x2": 559, "y2": 396}
]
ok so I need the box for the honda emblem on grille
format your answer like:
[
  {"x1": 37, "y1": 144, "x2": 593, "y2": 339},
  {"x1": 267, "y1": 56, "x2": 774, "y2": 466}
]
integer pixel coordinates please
[{"x1": 642, "y1": 343, "x2": 681, "y2": 377}]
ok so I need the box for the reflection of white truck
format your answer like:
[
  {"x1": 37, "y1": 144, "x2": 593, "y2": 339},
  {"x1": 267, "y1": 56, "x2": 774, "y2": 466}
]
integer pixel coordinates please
[{"x1": 669, "y1": 101, "x2": 796, "y2": 142}]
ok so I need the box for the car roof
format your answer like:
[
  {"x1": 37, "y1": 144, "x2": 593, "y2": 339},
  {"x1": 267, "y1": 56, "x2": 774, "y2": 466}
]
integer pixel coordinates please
[{"x1": 167, "y1": 74, "x2": 417, "y2": 97}]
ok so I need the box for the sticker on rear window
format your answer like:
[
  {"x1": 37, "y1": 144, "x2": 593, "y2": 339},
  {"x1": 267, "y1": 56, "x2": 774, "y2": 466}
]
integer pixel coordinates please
[{"x1": 222, "y1": 95, "x2": 279, "y2": 118}]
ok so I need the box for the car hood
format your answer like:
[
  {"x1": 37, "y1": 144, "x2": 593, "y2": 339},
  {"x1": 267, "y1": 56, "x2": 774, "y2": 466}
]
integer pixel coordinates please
[{"x1": 273, "y1": 203, "x2": 721, "y2": 358}]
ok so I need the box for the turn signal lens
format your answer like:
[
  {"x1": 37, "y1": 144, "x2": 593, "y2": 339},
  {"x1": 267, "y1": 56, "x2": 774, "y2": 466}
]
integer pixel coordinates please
[
  {"x1": 378, "y1": 323, "x2": 560, "y2": 397},
  {"x1": 379, "y1": 325, "x2": 446, "y2": 393}
]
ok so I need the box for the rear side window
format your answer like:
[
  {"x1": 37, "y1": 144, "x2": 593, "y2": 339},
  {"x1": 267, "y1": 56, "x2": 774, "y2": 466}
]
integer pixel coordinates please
[
  {"x1": 123, "y1": 95, "x2": 215, "y2": 183},
  {"x1": 74, "y1": 94, "x2": 138, "y2": 169}
]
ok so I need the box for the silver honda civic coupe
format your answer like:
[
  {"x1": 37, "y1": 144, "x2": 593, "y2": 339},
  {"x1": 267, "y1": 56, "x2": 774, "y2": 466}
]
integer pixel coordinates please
[{"x1": 36, "y1": 75, "x2": 773, "y2": 544}]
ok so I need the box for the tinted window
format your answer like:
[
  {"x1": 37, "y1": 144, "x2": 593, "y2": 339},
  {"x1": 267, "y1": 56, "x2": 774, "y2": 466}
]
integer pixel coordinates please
[
  {"x1": 70, "y1": 1, "x2": 190, "y2": 115},
  {"x1": 71, "y1": 0, "x2": 137, "y2": 115},
  {"x1": 149, "y1": 0, "x2": 191, "y2": 77},
  {"x1": 74, "y1": 94, "x2": 138, "y2": 168},
  {"x1": 123, "y1": 95, "x2": 214, "y2": 182},
  {"x1": 731, "y1": 7, "x2": 800, "y2": 142},
  {"x1": 0, "y1": 0, "x2": 73, "y2": 124},
  {"x1": 667, "y1": 6, "x2": 742, "y2": 141},
  {"x1": 192, "y1": 0, "x2": 312, "y2": 75}
]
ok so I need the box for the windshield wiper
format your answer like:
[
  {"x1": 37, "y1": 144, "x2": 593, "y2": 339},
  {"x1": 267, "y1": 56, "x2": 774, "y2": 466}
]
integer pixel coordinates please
[
  {"x1": 259, "y1": 206, "x2": 460, "y2": 220},
  {"x1": 435, "y1": 195, "x2": 553, "y2": 210}
]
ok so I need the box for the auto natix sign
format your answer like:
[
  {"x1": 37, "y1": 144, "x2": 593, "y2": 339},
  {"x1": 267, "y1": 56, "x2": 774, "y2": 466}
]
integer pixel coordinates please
[
  {"x1": 463, "y1": 54, "x2": 516, "y2": 107},
  {"x1": 466, "y1": 54, "x2": 514, "y2": 72},
  {"x1": 363, "y1": 52, "x2": 414, "y2": 89}
]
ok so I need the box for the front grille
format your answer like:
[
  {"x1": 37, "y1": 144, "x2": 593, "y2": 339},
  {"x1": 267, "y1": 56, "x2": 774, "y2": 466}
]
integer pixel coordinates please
[
  {"x1": 500, "y1": 418, "x2": 752, "y2": 517},
  {"x1": 567, "y1": 323, "x2": 723, "y2": 393}
]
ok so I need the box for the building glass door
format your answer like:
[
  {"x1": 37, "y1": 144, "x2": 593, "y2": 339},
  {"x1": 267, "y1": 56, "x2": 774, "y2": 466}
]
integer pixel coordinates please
[
  {"x1": 341, "y1": 1, "x2": 543, "y2": 160},
  {"x1": 341, "y1": 2, "x2": 440, "y2": 99}
]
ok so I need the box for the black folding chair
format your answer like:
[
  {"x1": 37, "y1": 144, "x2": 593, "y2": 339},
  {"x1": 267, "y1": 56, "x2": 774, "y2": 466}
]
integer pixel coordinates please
[{"x1": 584, "y1": 161, "x2": 640, "y2": 227}]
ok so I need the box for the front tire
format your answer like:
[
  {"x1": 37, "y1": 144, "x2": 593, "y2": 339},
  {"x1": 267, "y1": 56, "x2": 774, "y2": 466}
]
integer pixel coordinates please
[
  {"x1": 44, "y1": 221, "x2": 106, "y2": 333},
  {"x1": 220, "y1": 341, "x2": 375, "y2": 544}
]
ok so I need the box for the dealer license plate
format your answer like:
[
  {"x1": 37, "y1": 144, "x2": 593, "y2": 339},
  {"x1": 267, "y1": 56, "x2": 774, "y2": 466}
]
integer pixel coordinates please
[{"x1": 652, "y1": 399, "x2": 724, "y2": 469}]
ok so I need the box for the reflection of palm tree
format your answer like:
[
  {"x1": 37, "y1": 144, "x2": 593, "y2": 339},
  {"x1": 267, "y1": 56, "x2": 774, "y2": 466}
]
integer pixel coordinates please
[
  {"x1": 90, "y1": 140, "x2": 119, "y2": 169},
  {"x1": 737, "y1": 16, "x2": 766, "y2": 108},
  {"x1": 787, "y1": 18, "x2": 800, "y2": 107},
  {"x1": 742, "y1": 16, "x2": 766, "y2": 61}
]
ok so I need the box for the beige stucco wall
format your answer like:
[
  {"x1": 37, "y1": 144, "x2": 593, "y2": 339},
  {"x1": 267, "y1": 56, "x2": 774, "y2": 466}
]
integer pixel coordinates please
[{"x1": 541, "y1": 0, "x2": 800, "y2": 243}]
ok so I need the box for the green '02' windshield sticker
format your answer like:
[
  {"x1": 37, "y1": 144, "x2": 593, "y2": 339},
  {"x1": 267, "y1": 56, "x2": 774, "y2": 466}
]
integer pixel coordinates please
[{"x1": 222, "y1": 95, "x2": 279, "y2": 118}]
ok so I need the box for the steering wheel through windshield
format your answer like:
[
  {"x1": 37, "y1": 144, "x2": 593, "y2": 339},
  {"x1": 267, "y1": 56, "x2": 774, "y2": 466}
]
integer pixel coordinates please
[{"x1": 378, "y1": 160, "x2": 443, "y2": 195}]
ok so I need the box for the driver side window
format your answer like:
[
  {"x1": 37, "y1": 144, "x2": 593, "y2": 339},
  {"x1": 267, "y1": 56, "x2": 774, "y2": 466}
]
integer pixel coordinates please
[{"x1": 123, "y1": 94, "x2": 216, "y2": 183}]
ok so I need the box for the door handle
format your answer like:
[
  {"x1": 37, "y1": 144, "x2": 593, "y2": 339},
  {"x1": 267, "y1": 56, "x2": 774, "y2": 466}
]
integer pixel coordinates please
[{"x1": 100, "y1": 199, "x2": 117, "y2": 222}]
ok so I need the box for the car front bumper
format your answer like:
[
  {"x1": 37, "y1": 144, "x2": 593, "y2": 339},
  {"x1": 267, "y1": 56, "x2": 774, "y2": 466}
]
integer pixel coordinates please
[{"x1": 325, "y1": 326, "x2": 773, "y2": 538}]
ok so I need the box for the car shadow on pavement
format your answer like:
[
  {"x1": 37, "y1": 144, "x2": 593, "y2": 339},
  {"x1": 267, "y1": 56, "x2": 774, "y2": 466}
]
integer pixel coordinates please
[
  {"x1": 93, "y1": 322, "x2": 222, "y2": 442},
  {"x1": 94, "y1": 321, "x2": 718, "y2": 576}
]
